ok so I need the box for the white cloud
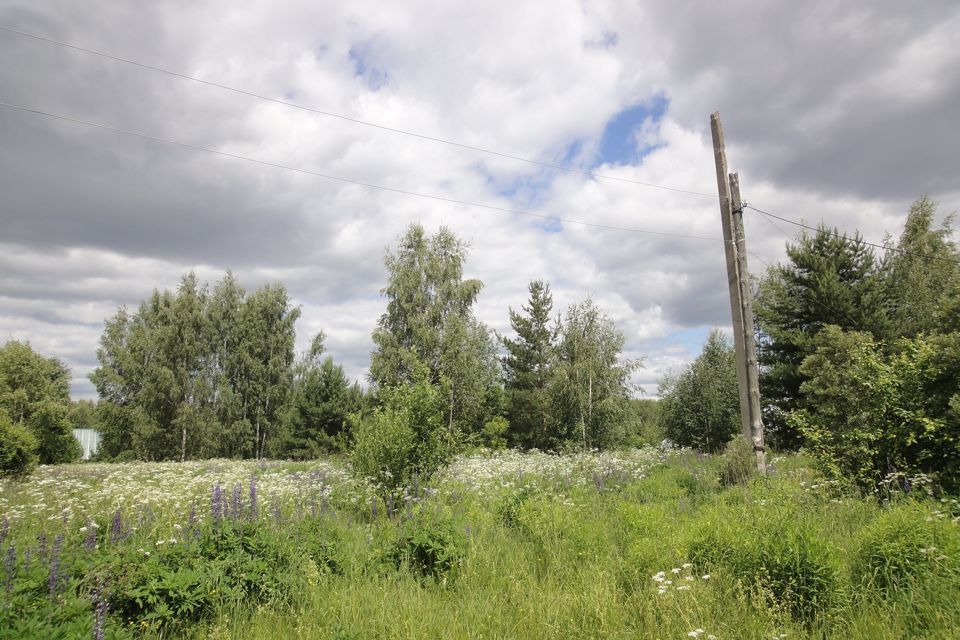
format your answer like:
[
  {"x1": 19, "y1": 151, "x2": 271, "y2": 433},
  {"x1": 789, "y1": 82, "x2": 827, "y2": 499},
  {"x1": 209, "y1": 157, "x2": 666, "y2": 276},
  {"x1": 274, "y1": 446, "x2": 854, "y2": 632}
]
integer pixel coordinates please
[{"x1": 1, "y1": 0, "x2": 957, "y2": 399}]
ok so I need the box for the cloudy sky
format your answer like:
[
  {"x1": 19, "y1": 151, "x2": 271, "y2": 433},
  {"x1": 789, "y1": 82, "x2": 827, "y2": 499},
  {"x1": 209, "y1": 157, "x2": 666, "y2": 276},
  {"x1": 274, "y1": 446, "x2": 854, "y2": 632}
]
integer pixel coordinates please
[{"x1": 1, "y1": 1, "x2": 958, "y2": 399}]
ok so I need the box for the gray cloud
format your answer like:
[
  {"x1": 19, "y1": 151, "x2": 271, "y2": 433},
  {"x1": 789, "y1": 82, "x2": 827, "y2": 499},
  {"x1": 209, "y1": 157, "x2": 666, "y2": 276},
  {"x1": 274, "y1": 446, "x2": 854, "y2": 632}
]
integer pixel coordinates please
[{"x1": 0, "y1": 0, "x2": 956, "y2": 399}]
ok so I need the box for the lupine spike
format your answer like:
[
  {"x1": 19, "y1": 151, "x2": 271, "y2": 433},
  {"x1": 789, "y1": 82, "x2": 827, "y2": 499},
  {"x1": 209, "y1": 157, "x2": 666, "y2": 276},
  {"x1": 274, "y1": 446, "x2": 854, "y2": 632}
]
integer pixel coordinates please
[
  {"x1": 48, "y1": 534, "x2": 63, "y2": 597},
  {"x1": 109, "y1": 509, "x2": 123, "y2": 544},
  {"x1": 4, "y1": 543, "x2": 15, "y2": 593}
]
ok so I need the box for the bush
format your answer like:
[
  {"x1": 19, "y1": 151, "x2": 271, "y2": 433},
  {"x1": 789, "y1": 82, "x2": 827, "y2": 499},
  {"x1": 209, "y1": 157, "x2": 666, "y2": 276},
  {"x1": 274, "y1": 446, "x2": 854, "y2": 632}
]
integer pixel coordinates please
[
  {"x1": 351, "y1": 367, "x2": 451, "y2": 492},
  {"x1": 0, "y1": 411, "x2": 38, "y2": 478},
  {"x1": 481, "y1": 416, "x2": 509, "y2": 449},
  {"x1": 102, "y1": 521, "x2": 298, "y2": 631},
  {"x1": 791, "y1": 327, "x2": 960, "y2": 492},
  {"x1": 388, "y1": 510, "x2": 465, "y2": 581},
  {"x1": 688, "y1": 511, "x2": 844, "y2": 624}
]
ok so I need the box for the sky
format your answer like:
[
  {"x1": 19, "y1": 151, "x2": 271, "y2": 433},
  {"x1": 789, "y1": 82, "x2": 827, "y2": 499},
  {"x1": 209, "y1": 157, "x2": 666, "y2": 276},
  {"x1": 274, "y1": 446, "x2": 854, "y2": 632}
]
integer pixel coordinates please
[{"x1": 1, "y1": 0, "x2": 958, "y2": 399}]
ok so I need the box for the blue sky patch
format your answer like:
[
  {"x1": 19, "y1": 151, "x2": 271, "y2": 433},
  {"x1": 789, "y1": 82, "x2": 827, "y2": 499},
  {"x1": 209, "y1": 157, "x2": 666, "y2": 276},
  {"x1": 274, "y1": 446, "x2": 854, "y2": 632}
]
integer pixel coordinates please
[
  {"x1": 349, "y1": 44, "x2": 389, "y2": 90},
  {"x1": 596, "y1": 95, "x2": 669, "y2": 167}
]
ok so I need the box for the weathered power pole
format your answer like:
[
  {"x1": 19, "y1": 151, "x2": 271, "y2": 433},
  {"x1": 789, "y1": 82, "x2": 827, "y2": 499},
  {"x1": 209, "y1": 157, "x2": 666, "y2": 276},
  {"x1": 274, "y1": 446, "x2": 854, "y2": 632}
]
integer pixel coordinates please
[{"x1": 710, "y1": 112, "x2": 766, "y2": 472}]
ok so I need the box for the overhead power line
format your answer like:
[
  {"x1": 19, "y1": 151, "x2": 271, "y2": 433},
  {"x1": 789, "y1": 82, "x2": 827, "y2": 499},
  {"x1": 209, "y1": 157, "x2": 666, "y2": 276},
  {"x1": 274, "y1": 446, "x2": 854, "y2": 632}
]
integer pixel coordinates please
[
  {"x1": 745, "y1": 204, "x2": 960, "y2": 267},
  {"x1": 0, "y1": 100, "x2": 723, "y2": 242},
  {"x1": 0, "y1": 25, "x2": 716, "y2": 198}
]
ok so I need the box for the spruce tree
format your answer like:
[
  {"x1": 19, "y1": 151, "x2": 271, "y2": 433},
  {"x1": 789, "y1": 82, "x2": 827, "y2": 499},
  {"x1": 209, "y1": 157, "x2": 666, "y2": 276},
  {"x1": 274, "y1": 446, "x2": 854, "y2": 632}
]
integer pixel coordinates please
[{"x1": 501, "y1": 280, "x2": 556, "y2": 449}]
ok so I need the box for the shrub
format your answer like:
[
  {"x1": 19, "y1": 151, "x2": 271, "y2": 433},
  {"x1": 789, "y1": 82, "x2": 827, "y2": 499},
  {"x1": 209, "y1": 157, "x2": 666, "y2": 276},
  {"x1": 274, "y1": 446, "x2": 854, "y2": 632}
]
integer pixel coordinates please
[
  {"x1": 103, "y1": 521, "x2": 297, "y2": 631},
  {"x1": 351, "y1": 366, "x2": 451, "y2": 492},
  {"x1": 388, "y1": 510, "x2": 465, "y2": 581},
  {"x1": 0, "y1": 411, "x2": 38, "y2": 478},
  {"x1": 481, "y1": 416, "x2": 509, "y2": 450},
  {"x1": 791, "y1": 327, "x2": 960, "y2": 492}
]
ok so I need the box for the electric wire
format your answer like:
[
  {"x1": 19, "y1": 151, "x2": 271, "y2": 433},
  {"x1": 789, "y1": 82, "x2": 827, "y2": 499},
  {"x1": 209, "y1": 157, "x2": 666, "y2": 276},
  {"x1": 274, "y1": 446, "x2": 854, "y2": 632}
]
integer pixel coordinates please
[
  {"x1": 0, "y1": 99, "x2": 723, "y2": 242},
  {"x1": 745, "y1": 204, "x2": 960, "y2": 267},
  {"x1": 0, "y1": 25, "x2": 717, "y2": 198}
]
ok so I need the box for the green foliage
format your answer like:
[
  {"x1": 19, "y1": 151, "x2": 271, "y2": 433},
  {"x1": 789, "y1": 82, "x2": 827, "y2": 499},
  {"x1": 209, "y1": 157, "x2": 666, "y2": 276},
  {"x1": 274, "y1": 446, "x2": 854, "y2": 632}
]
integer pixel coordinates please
[
  {"x1": 659, "y1": 330, "x2": 739, "y2": 452},
  {"x1": 88, "y1": 271, "x2": 359, "y2": 462},
  {"x1": 480, "y1": 416, "x2": 509, "y2": 450},
  {"x1": 388, "y1": 509, "x2": 466, "y2": 581},
  {"x1": 0, "y1": 340, "x2": 79, "y2": 465},
  {"x1": 624, "y1": 398, "x2": 663, "y2": 446},
  {"x1": 882, "y1": 196, "x2": 960, "y2": 337},
  {"x1": 350, "y1": 363, "x2": 451, "y2": 492},
  {"x1": 370, "y1": 224, "x2": 500, "y2": 436},
  {"x1": 501, "y1": 280, "x2": 557, "y2": 449},
  {"x1": 273, "y1": 333, "x2": 366, "y2": 458},
  {"x1": 789, "y1": 326, "x2": 960, "y2": 492},
  {"x1": 549, "y1": 297, "x2": 639, "y2": 450},
  {"x1": 0, "y1": 410, "x2": 38, "y2": 478},
  {"x1": 102, "y1": 521, "x2": 299, "y2": 631},
  {"x1": 718, "y1": 436, "x2": 757, "y2": 487},
  {"x1": 755, "y1": 225, "x2": 890, "y2": 449}
]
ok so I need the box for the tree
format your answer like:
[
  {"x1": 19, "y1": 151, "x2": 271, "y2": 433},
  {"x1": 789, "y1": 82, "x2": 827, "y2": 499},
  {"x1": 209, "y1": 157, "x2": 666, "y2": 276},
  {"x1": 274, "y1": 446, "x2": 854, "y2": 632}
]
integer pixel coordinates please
[
  {"x1": 500, "y1": 280, "x2": 557, "y2": 449},
  {"x1": 549, "y1": 298, "x2": 638, "y2": 450},
  {"x1": 658, "y1": 330, "x2": 739, "y2": 452},
  {"x1": 881, "y1": 196, "x2": 960, "y2": 337},
  {"x1": 273, "y1": 333, "x2": 365, "y2": 458},
  {"x1": 0, "y1": 341, "x2": 80, "y2": 465},
  {"x1": 90, "y1": 272, "x2": 306, "y2": 461},
  {"x1": 0, "y1": 409, "x2": 38, "y2": 478},
  {"x1": 788, "y1": 326, "x2": 960, "y2": 492},
  {"x1": 755, "y1": 225, "x2": 890, "y2": 448},
  {"x1": 370, "y1": 224, "x2": 498, "y2": 436}
]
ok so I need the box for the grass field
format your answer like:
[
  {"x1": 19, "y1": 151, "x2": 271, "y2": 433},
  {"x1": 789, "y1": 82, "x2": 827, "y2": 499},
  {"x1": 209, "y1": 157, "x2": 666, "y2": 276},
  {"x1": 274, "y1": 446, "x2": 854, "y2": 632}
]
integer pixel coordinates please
[{"x1": 2, "y1": 448, "x2": 959, "y2": 639}]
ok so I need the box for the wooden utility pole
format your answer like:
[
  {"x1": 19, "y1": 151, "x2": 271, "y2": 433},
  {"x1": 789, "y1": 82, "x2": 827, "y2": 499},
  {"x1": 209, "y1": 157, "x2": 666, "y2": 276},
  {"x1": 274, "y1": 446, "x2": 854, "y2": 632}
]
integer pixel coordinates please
[{"x1": 710, "y1": 112, "x2": 766, "y2": 472}]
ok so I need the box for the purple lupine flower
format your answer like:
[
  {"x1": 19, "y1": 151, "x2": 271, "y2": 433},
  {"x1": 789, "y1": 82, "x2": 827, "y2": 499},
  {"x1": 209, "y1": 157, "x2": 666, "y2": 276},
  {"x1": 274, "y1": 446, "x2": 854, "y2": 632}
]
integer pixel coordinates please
[
  {"x1": 109, "y1": 509, "x2": 123, "y2": 544},
  {"x1": 48, "y1": 533, "x2": 63, "y2": 597},
  {"x1": 211, "y1": 483, "x2": 224, "y2": 522},
  {"x1": 91, "y1": 578, "x2": 108, "y2": 640},
  {"x1": 0, "y1": 514, "x2": 8, "y2": 547},
  {"x1": 386, "y1": 493, "x2": 396, "y2": 519},
  {"x1": 84, "y1": 520, "x2": 97, "y2": 551},
  {"x1": 4, "y1": 543, "x2": 15, "y2": 593},
  {"x1": 230, "y1": 483, "x2": 242, "y2": 520},
  {"x1": 22, "y1": 548, "x2": 31, "y2": 573},
  {"x1": 249, "y1": 475, "x2": 258, "y2": 521}
]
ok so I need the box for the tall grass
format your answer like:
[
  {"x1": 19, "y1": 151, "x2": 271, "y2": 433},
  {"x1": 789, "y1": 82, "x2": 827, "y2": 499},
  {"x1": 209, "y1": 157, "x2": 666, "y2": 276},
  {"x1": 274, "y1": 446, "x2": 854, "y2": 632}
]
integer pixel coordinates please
[{"x1": 1, "y1": 450, "x2": 958, "y2": 639}]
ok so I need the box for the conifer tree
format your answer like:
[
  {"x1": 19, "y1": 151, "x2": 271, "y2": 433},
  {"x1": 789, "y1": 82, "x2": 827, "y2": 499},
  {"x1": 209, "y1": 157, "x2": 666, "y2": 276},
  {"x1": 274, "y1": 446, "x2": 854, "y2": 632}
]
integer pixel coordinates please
[{"x1": 501, "y1": 280, "x2": 556, "y2": 449}]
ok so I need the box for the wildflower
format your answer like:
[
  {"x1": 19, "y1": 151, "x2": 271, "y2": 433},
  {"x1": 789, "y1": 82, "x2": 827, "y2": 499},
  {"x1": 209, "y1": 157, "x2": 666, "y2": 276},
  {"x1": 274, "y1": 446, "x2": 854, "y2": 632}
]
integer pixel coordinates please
[
  {"x1": 109, "y1": 509, "x2": 123, "y2": 543},
  {"x1": 652, "y1": 571, "x2": 666, "y2": 582},
  {"x1": 702, "y1": 574, "x2": 711, "y2": 580},
  {"x1": 47, "y1": 533, "x2": 63, "y2": 597},
  {"x1": 4, "y1": 543, "x2": 15, "y2": 593},
  {"x1": 672, "y1": 567, "x2": 682, "y2": 574},
  {"x1": 682, "y1": 563, "x2": 692, "y2": 569}
]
